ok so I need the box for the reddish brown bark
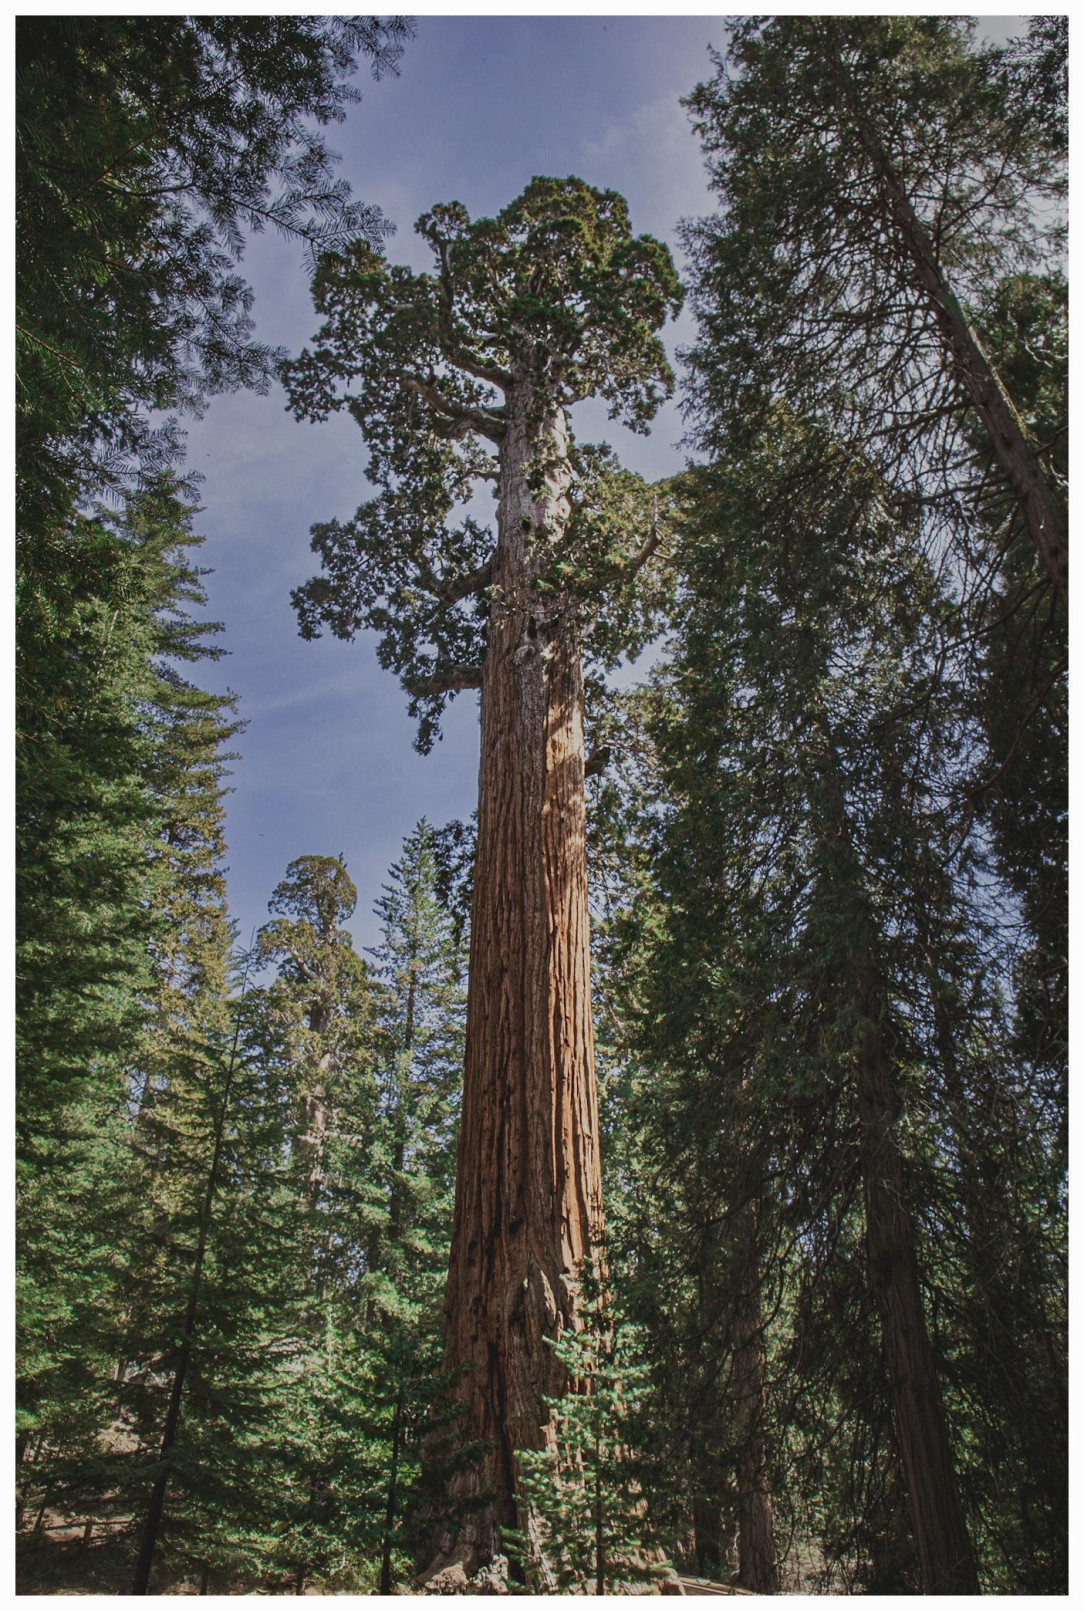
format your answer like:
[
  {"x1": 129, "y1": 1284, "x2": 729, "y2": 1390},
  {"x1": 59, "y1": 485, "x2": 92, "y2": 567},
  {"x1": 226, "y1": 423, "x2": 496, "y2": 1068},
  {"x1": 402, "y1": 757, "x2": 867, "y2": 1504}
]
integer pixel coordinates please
[{"x1": 425, "y1": 383, "x2": 605, "y2": 1576}]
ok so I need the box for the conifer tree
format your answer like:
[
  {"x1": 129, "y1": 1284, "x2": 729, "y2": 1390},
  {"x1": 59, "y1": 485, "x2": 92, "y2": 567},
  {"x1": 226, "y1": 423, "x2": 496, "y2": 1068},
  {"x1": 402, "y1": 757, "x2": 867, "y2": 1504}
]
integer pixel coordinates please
[
  {"x1": 665, "y1": 28, "x2": 1067, "y2": 1586},
  {"x1": 283, "y1": 177, "x2": 682, "y2": 1574},
  {"x1": 16, "y1": 481, "x2": 240, "y2": 1541},
  {"x1": 236, "y1": 832, "x2": 466, "y2": 1593},
  {"x1": 362, "y1": 823, "x2": 468, "y2": 1590},
  {"x1": 600, "y1": 420, "x2": 1065, "y2": 1592},
  {"x1": 513, "y1": 1277, "x2": 667, "y2": 1594},
  {"x1": 682, "y1": 15, "x2": 1067, "y2": 603},
  {"x1": 242, "y1": 856, "x2": 380, "y2": 1592}
]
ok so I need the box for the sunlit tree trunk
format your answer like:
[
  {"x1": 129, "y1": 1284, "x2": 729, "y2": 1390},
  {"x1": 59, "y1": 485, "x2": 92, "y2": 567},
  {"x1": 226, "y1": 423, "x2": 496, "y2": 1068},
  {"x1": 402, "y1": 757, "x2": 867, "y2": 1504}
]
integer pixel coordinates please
[{"x1": 426, "y1": 381, "x2": 605, "y2": 1577}]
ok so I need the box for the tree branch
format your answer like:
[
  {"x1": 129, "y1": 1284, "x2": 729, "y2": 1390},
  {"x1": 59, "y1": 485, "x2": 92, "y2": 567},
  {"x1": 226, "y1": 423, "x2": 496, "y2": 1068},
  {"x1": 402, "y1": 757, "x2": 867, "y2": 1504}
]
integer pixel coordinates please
[
  {"x1": 436, "y1": 243, "x2": 513, "y2": 391},
  {"x1": 404, "y1": 662, "x2": 484, "y2": 698},
  {"x1": 416, "y1": 555, "x2": 494, "y2": 605},
  {"x1": 627, "y1": 492, "x2": 663, "y2": 574},
  {"x1": 402, "y1": 375, "x2": 506, "y2": 443}
]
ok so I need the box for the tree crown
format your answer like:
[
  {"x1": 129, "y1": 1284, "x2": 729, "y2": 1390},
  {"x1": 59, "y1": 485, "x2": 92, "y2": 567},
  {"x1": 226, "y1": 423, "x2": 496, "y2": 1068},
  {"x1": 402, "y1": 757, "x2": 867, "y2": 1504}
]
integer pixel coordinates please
[{"x1": 283, "y1": 179, "x2": 682, "y2": 750}]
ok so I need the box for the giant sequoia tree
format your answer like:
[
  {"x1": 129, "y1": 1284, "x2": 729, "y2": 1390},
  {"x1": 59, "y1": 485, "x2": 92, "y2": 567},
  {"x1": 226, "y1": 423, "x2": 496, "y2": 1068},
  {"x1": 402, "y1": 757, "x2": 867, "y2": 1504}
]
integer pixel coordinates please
[{"x1": 283, "y1": 177, "x2": 681, "y2": 1574}]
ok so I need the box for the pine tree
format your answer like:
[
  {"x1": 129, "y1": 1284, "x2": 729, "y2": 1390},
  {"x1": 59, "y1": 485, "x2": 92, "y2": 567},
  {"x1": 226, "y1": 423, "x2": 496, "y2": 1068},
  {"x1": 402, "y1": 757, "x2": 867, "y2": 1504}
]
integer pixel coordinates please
[
  {"x1": 361, "y1": 823, "x2": 468, "y2": 1590},
  {"x1": 513, "y1": 1273, "x2": 667, "y2": 1595},
  {"x1": 16, "y1": 15, "x2": 411, "y2": 538},
  {"x1": 282, "y1": 177, "x2": 682, "y2": 1574},
  {"x1": 681, "y1": 15, "x2": 1067, "y2": 603},
  {"x1": 16, "y1": 480, "x2": 240, "y2": 1551},
  {"x1": 234, "y1": 832, "x2": 466, "y2": 1593},
  {"x1": 242, "y1": 855, "x2": 381, "y2": 1592},
  {"x1": 595, "y1": 417, "x2": 1064, "y2": 1591}
]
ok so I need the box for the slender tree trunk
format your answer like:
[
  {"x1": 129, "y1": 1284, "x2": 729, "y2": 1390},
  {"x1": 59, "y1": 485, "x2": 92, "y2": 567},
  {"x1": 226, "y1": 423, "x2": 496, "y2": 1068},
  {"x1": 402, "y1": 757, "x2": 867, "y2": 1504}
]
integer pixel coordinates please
[
  {"x1": 380, "y1": 1389, "x2": 404, "y2": 1595},
  {"x1": 425, "y1": 382, "x2": 605, "y2": 1577},
  {"x1": 595, "y1": 1407, "x2": 605, "y2": 1595},
  {"x1": 809, "y1": 740, "x2": 978, "y2": 1595},
  {"x1": 854, "y1": 1012, "x2": 978, "y2": 1593},
  {"x1": 850, "y1": 107, "x2": 1067, "y2": 606},
  {"x1": 15, "y1": 1431, "x2": 29, "y2": 1529},
  {"x1": 131, "y1": 986, "x2": 248, "y2": 1596},
  {"x1": 690, "y1": 1223, "x2": 729, "y2": 1582},
  {"x1": 692, "y1": 1497, "x2": 724, "y2": 1579},
  {"x1": 731, "y1": 1205, "x2": 777, "y2": 1594}
]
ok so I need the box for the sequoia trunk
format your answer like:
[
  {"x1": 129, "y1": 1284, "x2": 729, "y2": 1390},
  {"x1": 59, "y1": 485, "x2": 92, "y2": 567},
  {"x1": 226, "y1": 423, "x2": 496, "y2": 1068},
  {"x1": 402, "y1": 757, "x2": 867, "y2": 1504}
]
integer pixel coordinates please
[{"x1": 426, "y1": 385, "x2": 605, "y2": 1576}]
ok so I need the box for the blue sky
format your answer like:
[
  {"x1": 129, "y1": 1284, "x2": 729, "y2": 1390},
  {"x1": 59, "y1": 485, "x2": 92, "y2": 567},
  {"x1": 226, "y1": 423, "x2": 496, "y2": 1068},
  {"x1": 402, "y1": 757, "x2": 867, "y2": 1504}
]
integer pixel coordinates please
[
  {"x1": 182, "y1": 15, "x2": 728, "y2": 951},
  {"x1": 180, "y1": 13, "x2": 1020, "y2": 954}
]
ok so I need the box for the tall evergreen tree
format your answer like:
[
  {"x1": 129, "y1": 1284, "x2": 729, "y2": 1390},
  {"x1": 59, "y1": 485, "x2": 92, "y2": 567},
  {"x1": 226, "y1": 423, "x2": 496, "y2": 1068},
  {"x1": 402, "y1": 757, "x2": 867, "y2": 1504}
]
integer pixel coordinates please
[
  {"x1": 282, "y1": 176, "x2": 682, "y2": 1576},
  {"x1": 599, "y1": 422, "x2": 1065, "y2": 1592},
  {"x1": 14, "y1": 482, "x2": 277, "y2": 1605},
  {"x1": 237, "y1": 832, "x2": 466, "y2": 1593},
  {"x1": 16, "y1": 14, "x2": 411, "y2": 537},
  {"x1": 681, "y1": 15, "x2": 1067, "y2": 603},
  {"x1": 362, "y1": 824, "x2": 468, "y2": 1590},
  {"x1": 16, "y1": 480, "x2": 239, "y2": 1514}
]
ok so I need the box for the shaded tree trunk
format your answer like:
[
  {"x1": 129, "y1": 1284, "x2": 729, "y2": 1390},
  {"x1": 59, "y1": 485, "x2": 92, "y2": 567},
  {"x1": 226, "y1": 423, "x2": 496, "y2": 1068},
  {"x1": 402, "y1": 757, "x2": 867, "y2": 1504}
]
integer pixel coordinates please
[
  {"x1": 131, "y1": 992, "x2": 247, "y2": 1596},
  {"x1": 380, "y1": 1389, "x2": 404, "y2": 1595},
  {"x1": 690, "y1": 1225, "x2": 726, "y2": 1580},
  {"x1": 810, "y1": 739, "x2": 979, "y2": 1596},
  {"x1": 848, "y1": 104, "x2": 1068, "y2": 606},
  {"x1": 731, "y1": 1205, "x2": 777, "y2": 1594},
  {"x1": 425, "y1": 382, "x2": 605, "y2": 1576},
  {"x1": 692, "y1": 1497, "x2": 724, "y2": 1579},
  {"x1": 854, "y1": 1014, "x2": 978, "y2": 1593}
]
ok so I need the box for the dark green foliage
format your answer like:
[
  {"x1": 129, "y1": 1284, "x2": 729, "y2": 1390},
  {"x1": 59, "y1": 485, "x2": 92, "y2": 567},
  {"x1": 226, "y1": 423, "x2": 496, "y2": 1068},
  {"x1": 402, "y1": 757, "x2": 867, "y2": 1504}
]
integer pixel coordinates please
[
  {"x1": 681, "y1": 15, "x2": 1066, "y2": 595},
  {"x1": 215, "y1": 828, "x2": 468, "y2": 1592},
  {"x1": 16, "y1": 481, "x2": 240, "y2": 1487},
  {"x1": 512, "y1": 1274, "x2": 668, "y2": 1594},
  {"x1": 1002, "y1": 15, "x2": 1068, "y2": 153},
  {"x1": 623, "y1": 29, "x2": 1066, "y2": 1583},
  {"x1": 16, "y1": 14, "x2": 411, "y2": 532},
  {"x1": 283, "y1": 175, "x2": 682, "y2": 750},
  {"x1": 595, "y1": 419, "x2": 1066, "y2": 1591}
]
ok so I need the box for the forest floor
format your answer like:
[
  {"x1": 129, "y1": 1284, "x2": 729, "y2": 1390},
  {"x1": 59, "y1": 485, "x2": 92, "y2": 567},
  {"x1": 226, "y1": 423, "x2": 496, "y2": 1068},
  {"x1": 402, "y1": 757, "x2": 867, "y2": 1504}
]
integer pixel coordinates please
[
  {"x1": 14, "y1": 1524, "x2": 335, "y2": 1596},
  {"x1": 17, "y1": 1527, "x2": 190, "y2": 1595}
]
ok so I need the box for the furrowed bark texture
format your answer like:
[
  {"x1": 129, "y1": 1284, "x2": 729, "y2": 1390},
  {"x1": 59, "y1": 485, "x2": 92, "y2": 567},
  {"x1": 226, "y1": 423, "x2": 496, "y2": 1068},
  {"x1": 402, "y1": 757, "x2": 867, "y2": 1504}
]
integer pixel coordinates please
[{"x1": 426, "y1": 383, "x2": 605, "y2": 1576}]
